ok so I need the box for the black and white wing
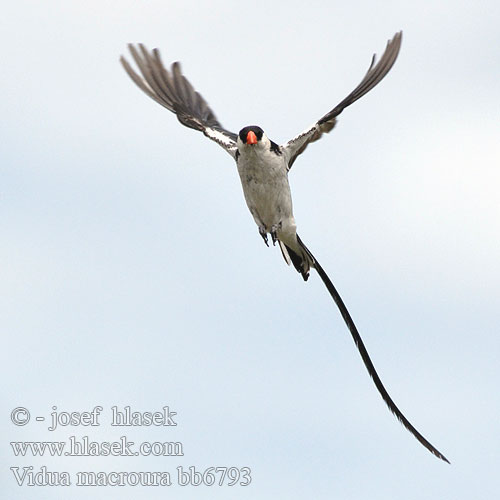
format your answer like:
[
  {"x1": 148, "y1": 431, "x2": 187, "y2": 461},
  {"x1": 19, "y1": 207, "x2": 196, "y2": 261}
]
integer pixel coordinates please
[
  {"x1": 120, "y1": 44, "x2": 238, "y2": 158},
  {"x1": 282, "y1": 32, "x2": 402, "y2": 169}
]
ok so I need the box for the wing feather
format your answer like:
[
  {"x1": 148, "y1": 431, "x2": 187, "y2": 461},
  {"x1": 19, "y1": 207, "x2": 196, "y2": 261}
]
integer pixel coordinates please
[
  {"x1": 120, "y1": 45, "x2": 237, "y2": 157},
  {"x1": 283, "y1": 32, "x2": 402, "y2": 169}
]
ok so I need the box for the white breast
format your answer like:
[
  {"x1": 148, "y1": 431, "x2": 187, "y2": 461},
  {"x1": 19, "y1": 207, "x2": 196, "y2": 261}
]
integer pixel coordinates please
[{"x1": 236, "y1": 140, "x2": 294, "y2": 234}]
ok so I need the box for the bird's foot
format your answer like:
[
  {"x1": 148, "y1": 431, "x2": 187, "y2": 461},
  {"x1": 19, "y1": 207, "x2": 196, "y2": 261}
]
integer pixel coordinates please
[
  {"x1": 270, "y1": 222, "x2": 282, "y2": 246},
  {"x1": 259, "y1": 227, "x2": 269, "y2": 247},
  {"x1": 271, "y1": 231, "x2": 278, "y2": 246}
]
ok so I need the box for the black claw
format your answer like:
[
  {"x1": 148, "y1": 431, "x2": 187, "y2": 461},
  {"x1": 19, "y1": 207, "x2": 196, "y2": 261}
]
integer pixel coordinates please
[
  {"x1": 259, "y1": 228, "x2": 269, "y2": 247},
  {"x1": 271, "y1": 231, "x2": 278, "y2": 246}
]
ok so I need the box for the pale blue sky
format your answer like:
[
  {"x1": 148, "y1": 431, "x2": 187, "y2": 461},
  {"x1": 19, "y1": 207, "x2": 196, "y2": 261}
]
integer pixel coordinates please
[{"x1": 2, "y1": 0, "x2": 499, "y2": 498}]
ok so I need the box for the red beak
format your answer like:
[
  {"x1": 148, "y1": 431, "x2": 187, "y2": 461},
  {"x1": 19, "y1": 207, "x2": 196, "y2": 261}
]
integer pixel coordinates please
[{"x1": 246, "y1": 130, "x2": 258, "y2": 145}]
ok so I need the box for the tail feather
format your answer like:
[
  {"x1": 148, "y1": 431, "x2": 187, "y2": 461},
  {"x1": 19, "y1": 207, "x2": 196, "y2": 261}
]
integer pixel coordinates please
[
  {"x1": 294, "y1": 234, "x2": 450, "y2": 463},
  {"x1": 278, "y1": 240, "x2": 291, "y2": 266},
  {"x1": 282, "y1": 234, "x2": 315, "y2": 281}
]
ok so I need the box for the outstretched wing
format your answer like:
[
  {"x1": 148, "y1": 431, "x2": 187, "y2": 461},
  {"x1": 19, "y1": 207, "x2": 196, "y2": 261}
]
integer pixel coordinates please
[
  {"x1": 282, "y1": 32, "x2": 402, "y2": 169},
  {"x1": 120, "y1": 44, "x2": 238, "y2": 157}
]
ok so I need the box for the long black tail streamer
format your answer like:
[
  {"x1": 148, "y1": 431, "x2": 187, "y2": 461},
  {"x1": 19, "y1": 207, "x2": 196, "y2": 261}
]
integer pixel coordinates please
[{"x1": 297, "y1": 235, "x2": 449, "y2": 463}]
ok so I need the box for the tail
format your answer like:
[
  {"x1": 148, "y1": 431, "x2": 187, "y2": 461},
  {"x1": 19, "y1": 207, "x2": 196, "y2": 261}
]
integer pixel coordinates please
[
  {"x1": 292, "y1": 234, "x2": 450, "y2": 463},
  {"x1": 279, "y1": 234, "x2": 315, "y2": 281}
]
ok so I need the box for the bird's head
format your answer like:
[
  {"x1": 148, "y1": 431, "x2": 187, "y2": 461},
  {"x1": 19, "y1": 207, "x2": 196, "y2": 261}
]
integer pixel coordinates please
[{"x1": 237, "y1": 125, "x2": 268, "y2": 150}]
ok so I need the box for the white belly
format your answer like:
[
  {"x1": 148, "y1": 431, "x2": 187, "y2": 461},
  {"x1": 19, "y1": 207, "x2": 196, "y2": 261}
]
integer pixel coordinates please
[{"x1": 237, "y1": 150, "x2": 294, "y2": 233}]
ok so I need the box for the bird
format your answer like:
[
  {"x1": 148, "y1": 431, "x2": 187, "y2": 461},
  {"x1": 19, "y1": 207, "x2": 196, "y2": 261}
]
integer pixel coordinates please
[{"x1": 120, "y1": 31, "x2": 449, "y2": 463}]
